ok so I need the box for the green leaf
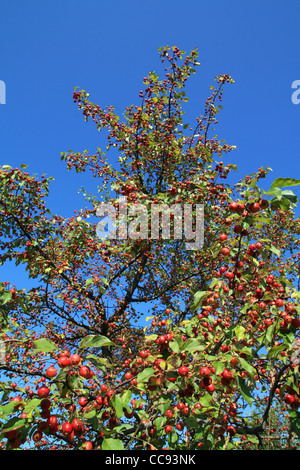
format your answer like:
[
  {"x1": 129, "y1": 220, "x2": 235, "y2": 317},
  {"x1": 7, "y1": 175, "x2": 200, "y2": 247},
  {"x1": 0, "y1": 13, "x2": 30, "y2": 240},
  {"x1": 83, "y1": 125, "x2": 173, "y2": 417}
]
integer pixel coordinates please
[
  {"x1": 121, "y1": 390, "x2": 132, "y2": 406},
  {"x1": 238, "y1": 357, "x2": 256, "y2": 378},
  {"x1": 169, "y1": 339, "x2": 180, "y2": 354},
  {"x1": 102, "y1": 438, "x2": 125, "y2": 450},
  {"x1": 110, "y1": 395, "x2": 124, "y2": 419},
  {"x1": 267, "y1": 343, "x2": 287, "y2": 358},
  {"x1": 281, "y1": 189, "x2": 298, "y2": 201},
  {"x1": 83, "y1": 408, "x2": 96, "y2": 419},
  {"x1": 85, "y1": 278, "x2": 94, "y2": 288},
  {"x1": 269, "y1": 245, "x2": 280, "y2": 257},
  {"x1": 235, "y1": 325, "x2": 246, "y2": 341},
  {"x1": 182, "y1": 338, "x2": 205, "y2": 353},
  {"x1": 0, "y1": 401, "x2": 17, "y2": 417},
  {"x1": 32, "y1": 338, "x2": 57, "y2": 353},
  {"x1": 2, "y1": 417, "x2": 26, "y2": 433},
  {"x1": 23, "y1": 398, "x2": 41, "y2": 414},
  {"x1": 79, "y1": 334, "x2": 114, "y2": 349},
  {"x1": 192, "y1": 291, "x2": 209, "y2": 311},
  {"x1": 136, "y1": 367, "x2": 156, "y2": 384},
  {"x1": 290, "y1": 411, "x2": 300, "y2": 437},
  {"x1": 270, "y1": 177, "x2": 300, "y2": 189},
  {"x1": 237, "y1": 376, "x2": 253, "y2": 407}
]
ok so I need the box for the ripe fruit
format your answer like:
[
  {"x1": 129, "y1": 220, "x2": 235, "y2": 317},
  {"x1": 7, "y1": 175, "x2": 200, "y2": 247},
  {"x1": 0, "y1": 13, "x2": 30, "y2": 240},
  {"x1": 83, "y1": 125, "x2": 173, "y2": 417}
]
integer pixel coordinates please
[
  {"x1": 40, "y1": 398, "x2": 51, "y2": 410},
  {"x1": 79, "y1": 365, "x2": 92, "y2": 378},
  {"x1": 72, "y1": 418, "x2": 83, "y2": 433},
  {"x1": 46, "y1": 366, "x2": 57, "y2": 378},
  {"x1": 69, "y1": 354, "x2": 81, "y2": 365},
  {"x1": 139, "y1": 350, "x2": 149, "y2": 359},
  {"x1": 178, "y1": 366, "x2": 189, "y2": 376},
  {"x1": 219, "y1": 233, "x2": 228, "y2": 242},
  {"x1": 57, "y1": 356, "x2": 70, "y2": 368},
  {"x1": 82, "y1": 441, "x2": 93, "y2": 450},
  {"x1": 62, "y1": 422, "x2": 73, "y2": 435},
  {"x1": 221, "y1": 247, "x2": 230, "y2": 256},
  {"x1": 227, "y1": 425, "x2": 236, "y2": 436},
  {"x1": 165, "y1": 425, "x2": 173, "y2": 434},
  {"x1": 38, "y1": 386, "x2": 50, "y2": 399},
  {"x1": 284, "y1": 394, "x2": 295, "y2": 406}
]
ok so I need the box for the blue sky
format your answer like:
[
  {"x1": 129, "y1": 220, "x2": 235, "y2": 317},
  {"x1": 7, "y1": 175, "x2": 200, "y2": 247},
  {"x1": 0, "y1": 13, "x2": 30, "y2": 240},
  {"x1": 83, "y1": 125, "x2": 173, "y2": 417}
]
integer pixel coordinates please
[{"x1": 1, "y1": 0, "x2": 300, "y2": 287}]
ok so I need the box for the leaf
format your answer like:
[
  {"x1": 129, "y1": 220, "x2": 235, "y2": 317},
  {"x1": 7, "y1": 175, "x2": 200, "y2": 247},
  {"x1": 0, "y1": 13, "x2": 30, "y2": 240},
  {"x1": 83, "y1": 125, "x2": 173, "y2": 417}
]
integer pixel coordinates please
[
  {"x1": 270, "y1": 177, "x2": 300, "y2": 189},
  {"x1": 102, "y1": 438, "x2": 125, "y2": 450},
  {"x1": 235, "y1": 325, "x2": 246, "y2": 341},
  {"x1": 83, "y1": 408, "x2": 96, "y2": 419},
  {"x1": 0, "y1": 401, "x2": 17, "y2": 418},
  {"x1": 192, "y1": 291, "x2": 209, "y2": 311},
  {"x1": 169, "y1": 339, "x2": 180, "y2": 354},
  {"x1": 290, "y1": 411, "x2": 300, "y2": 437},
  {"x1": 110, "y1": 395, "x2": 124, "y2": 419},
  {"x1": 182, "y1": 338, "x2": 205, "y2": 353},
  {"x1": 121, "y1": 390, "x2": 132, "y2": 406},
  {"x1": 269, "y1": 245, "x2": 280, "y2": 257},
  {"x1": 32, "y1": 338, "x2": 57, "y2": 353},
  {"x1": 237, "y1": 376, "x2": 253, "y2": 407},
  {"x1": 2, "y1": 417, "x2": 26, "y2": 433},
  {"x1": 267, "y1": 344, "x2": 287, "y2": 358},
  {"x1": 281, "y1": 189, "x2": 298, "y2": 204},
  {"x1": 238, "y1": 357, "x2": 256, "y2": 378},
  {"x1": 79, "y1": 335, "x2": 114, "y2": 349},
  {"x1": 85, "y1": 278, "x2": 94, "y2": 288},
  {"x1": 23, "y1": 399, "x2": 41, "y2": 415}
]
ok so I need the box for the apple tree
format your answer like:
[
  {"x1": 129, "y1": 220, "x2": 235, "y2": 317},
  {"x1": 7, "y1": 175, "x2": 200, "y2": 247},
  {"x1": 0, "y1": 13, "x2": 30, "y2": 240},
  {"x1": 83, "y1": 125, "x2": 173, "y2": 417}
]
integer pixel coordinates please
[{"x1": 1, "y1": 46, "x2": 300, "y2": 450}]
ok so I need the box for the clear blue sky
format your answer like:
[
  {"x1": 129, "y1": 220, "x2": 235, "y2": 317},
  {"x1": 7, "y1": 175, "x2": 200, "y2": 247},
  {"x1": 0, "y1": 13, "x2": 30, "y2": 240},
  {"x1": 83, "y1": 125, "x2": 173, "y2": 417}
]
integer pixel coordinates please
[{"x1": 1, "y1": 0, "x2": 300, "y2": 287}]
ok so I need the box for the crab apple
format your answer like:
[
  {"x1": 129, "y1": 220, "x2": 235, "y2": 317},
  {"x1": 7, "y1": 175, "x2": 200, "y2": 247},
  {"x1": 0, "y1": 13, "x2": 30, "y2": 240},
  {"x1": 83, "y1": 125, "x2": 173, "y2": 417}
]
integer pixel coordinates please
[
  {"x1": 222, "y1": 368, "x2": 232, "y2": 380},
  {"x1": 227, "y1": 425, "x2": 236, "y2": 436},
  {"x1": 82, "y1": 441, "x2": 93, "y2": 450},
  {"x1": 46, "y1": 366, "x2": 57, "y2": 378},
  {"x1": 40, "y1": 398, "x2": 51, "y2": 410},
  {"x1": 284, "y1": 394, "x2": 295, "y2": 405},
  {"x1": 72, "y1": 418, "x2": 83, "y2": 433},
  {"x1": 219, "y1": 233, "x2": 228, "y2": 242},
  {"x1": 165, "y1": 425, "x2": 173, "y2": 434},
  {"x1": 139, "y1": 350, "x2": 149, "y2": 359},
  {"x1": 11, "y1": 396, "x2": 22, "y2": 409},
  {"x1": 275, "y1": 298, "x2": 284, "y2": 308},
  {"x1": 176, "y1": 422, "x2": 184, "y2": 431},
  {"x1": 57, "y1": 356, "x2": 70, "y2": 368},
  {"x1": 233, "y1": 224, "x2": 242, "y2": 234},
  {"x1": 229, "y1": 202, "x2": 238, "y2": 212},
  {"x1": 79, "y1": 396, "x2": 88, "y2": 407},
  {"x1": 230, "y1": 356, "x2": 239, "y2": 367},
  {"x1": 291, "y1": 318, "x2": 300, "y2": 329},
  {"x1": 124, "y1": 372, "x2": 133, "y2": 380},
  {"x1": 259, "y1": 199, "x2": 269, "y2": 209},
  {"x1": 69, "y1": 353, "x2": 81, "y2": 365},
  {"x1": 200, "y1": 366, "x2": 211, "y2": 377},
  {"x1": 206, "y1": 383, "x2": 215, "y2": 393},
  {"x1": 178, "y1": 365, "x2": 189, "y2": 376},
  {"x1": 33, "y1": 430, "x2": 43, "y2": 442},
  {"x1": 249, "y1": 202, "x2": 260, "y2": 213},
  {"x1": 221, "y1": 247, "x2": 230, "y2": 256},
  {"x1": 38, "y1": 386, "x2": 50, "y2": 399},
  {"x1": 79, "y1": 365, "x2": 92, "y2": 378}
]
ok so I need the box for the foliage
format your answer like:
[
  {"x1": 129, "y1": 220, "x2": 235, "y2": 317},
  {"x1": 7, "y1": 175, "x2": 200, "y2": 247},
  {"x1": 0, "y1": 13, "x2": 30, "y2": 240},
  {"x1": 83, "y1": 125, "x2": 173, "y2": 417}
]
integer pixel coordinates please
[{"x1": 1, "y1": 46, "x2": 300, "y2": 450}]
